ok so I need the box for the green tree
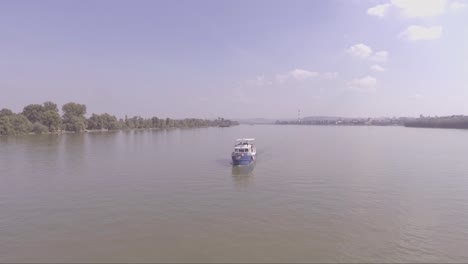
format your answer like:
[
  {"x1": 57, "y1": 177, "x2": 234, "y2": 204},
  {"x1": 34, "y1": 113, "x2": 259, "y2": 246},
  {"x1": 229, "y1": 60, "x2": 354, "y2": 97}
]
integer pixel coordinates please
[
  {"x1": 43, "y1": 101, "x2": 58, "y2": 112},
  {"x1": 0, "y1": 116, "x2": 14, "y2": 135},
  {"x1": 62, "y1": 102, "x2": 87, "y2": 132},
  {"x1": 137, "y1": 116, "x2": 145, "y2": 129},
  {"x1": 21, "y1": 102, "x2": 62, "y2": 131},
  {"x1": 0, "y1": 108, "x2": 13, "y2": 118},
  {"x1": 165, "y1": 118, "x2": 172, "y2": 127},
  {"x1": 10, "y1": 114, "x2": 33, "y2": 134},
  {"x1": 62, "y1": 102, "x2": 86, "y2": 117},
  {"x1": 100, "y1": 113, "x2": 119, "y2": 130},
  {"x1": 22, "y1": 104, "x2": 45, "y2": 123},
  {"x1": 118, "y1": 118, "x2": 127, "y2": 129},
  {"x1": 151, "y1": 117, "x2": 160, "y2": 128},
  {"x1": 32, "y1": 122, "x2": 49, "y2": 134},
  {"x1": 87, "y1": 113, "x2": 102, "y2": 130},
  {"x1": 87, "y1": 113, "x2": 119, "y2": 130},
  {"x1": 42, "y1": 110, "x2": 62, "y2": 132},
  {"x1": 65, "y1": 116, "x2": 86, "y2": 132},
  {"x1": 0, "y1": 114, "x2": 32, "y2": 135},
  {"x1": 124, "y1": 115, "x2": 136, "y2": 129}
]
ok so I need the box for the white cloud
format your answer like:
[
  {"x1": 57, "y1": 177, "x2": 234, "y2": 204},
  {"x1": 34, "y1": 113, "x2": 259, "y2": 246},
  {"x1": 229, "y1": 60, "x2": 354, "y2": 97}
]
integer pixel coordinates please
[
  {"x1": 245, "y1": 70, "x2": 336, "y2": 86},
  {"x1": 347, "y1": 44, "x2": 389, "y2": 63},
  {"x1": 370, "y1": 51, "x2": 389, "y2": 62},
  {"x1": 368, "y1": 0, "x2": 464, "y2": 18},
  {"x1": 391, "y1": 0, "x2": 447, "y2": 17},
  {"x1": 348, "y1": 76, "x2": 377, "y2": 92},
  {"x1": 400, "y1": 25, "x2": 443, "y2": 40},
  {"x1": 371, "y1": 64, "x2": 386, "y2": 72},
  {"x1": 353, "y1": 76, "x2": 377, "y2": 87},
  {"x1": 276, "y1": 69, "x2": 319, "y2": 83},
  {"x1": 276, "y1": 69, "x2": 318, "y2": 83},
  {"x1": 346, "y1": 43, "x2": 372, "y2": 59},
  {"x1": 289, "y1": 69, "x2": 319, "y2": 80},
  {"x1": 449, "y1": 1, "x2": 467, "y2": 11},
  {"x1": 367, "y1": 3, "x2": 392, "y2": 17},
  {"x1": 323, "y1": 72, "x2": 338, "y2": 79}
]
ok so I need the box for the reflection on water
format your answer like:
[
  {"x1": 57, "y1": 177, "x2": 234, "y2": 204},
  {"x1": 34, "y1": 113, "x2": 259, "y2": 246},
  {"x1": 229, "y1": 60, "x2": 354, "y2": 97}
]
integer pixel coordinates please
[
  {"x1": 231, "y1": 164, "x2": 255, "y2": 188},
  {"x1": 231, "y1": 164, "x2": 255, "y2": 176}
]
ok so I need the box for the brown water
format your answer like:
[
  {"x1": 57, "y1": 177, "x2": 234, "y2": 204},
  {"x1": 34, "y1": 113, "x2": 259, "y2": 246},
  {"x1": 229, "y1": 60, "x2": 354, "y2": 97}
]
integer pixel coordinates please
[{"x1": 1, "y1": 125, "x2": 468, "y2": 262}]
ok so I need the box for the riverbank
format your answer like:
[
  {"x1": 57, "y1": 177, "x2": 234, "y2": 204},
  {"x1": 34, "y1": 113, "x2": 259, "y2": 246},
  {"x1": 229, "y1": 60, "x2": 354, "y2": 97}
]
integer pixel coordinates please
[
  {"x1": 276, "y1": 115, "x2": 468, "y2": 130},
  {"x1": 1, "y1": 101, "x2": 239, "y2": 136},
  {"x1": 0, "y1": 125, "x2": 234, "y2": 137},
  {"x1": 404, "y1": 115, "x2": 468, "y2": 129}
]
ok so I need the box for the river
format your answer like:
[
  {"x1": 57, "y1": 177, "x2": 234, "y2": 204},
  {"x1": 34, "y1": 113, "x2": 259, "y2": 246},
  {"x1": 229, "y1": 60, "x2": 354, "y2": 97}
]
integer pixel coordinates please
[{"x1": 1, "y1": 125, "x2": 468, "y2": 262}]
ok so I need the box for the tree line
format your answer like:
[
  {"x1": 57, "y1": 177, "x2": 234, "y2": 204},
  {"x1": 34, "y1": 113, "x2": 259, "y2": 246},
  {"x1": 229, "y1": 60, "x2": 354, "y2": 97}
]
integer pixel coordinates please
[
  {"x1": 404, "y1": 115, "x2": 468, "y2": 129},
  {"x1": 0, "y1": 101, "x2": 238, "y2": 135}
]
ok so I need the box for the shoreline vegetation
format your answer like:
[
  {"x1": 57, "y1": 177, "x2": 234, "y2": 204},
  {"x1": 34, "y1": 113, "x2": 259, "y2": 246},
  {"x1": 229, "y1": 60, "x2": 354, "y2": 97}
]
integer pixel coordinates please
[
  {"x1": 404, "y1": 115, "x2": 468, "y2": 129},
  {"x1": 0, "y1": 101, "x2": 238, "y2": 136},
  {"x1": 275, "y1": 115, "x2": 468, "y2": 130}
]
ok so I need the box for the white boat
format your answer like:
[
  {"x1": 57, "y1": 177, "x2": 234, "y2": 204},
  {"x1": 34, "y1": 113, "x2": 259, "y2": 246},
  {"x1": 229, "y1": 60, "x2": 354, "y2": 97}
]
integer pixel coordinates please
[{"x1": 231, "y1": 138, "x2": 256, "y2": 166}]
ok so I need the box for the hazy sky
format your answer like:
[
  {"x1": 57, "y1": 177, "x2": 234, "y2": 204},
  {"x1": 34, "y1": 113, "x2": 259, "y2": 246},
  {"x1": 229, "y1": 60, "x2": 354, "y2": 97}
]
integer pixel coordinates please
[{"x1": 1, "y1": 0, "x2": 467, "y2": 119}]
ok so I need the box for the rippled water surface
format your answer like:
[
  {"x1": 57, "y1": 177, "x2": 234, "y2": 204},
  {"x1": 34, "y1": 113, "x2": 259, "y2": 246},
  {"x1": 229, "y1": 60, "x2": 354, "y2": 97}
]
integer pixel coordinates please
[{"x1": 2, "y1": 125, "x2": 468, "y2": 262}]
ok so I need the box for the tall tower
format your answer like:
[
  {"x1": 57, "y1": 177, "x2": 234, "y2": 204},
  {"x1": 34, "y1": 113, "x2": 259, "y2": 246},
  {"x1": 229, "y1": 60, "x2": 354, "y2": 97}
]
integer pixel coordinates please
[{"x1": 298, "y1": 109, "x2": 302, "y2": 123}]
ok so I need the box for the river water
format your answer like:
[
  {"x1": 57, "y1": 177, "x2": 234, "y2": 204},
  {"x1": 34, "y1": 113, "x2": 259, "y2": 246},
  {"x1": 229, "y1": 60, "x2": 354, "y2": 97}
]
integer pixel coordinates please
[{"x1": 1, "y1": 125, "x2": 468, "y2": 262}]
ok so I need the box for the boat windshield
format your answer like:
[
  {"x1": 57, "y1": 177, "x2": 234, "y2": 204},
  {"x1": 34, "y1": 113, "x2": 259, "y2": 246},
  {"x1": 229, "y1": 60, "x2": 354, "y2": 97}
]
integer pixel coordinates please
[{"x1": 236, "y1": 148, "x2": 249, "y2": 153}]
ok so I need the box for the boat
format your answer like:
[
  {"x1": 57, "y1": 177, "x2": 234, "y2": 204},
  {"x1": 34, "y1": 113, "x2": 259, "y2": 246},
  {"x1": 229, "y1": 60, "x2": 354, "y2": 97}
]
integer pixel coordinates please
[{"x1": 231, "y1": 138, "x2": 256, "y2": 166}]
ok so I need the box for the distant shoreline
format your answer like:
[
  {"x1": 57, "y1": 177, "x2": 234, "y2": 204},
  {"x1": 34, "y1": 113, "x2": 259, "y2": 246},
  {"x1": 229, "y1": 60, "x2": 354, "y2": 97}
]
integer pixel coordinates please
[{"x1": 274, "y1": 115, "x2": 468, "y2": 130}]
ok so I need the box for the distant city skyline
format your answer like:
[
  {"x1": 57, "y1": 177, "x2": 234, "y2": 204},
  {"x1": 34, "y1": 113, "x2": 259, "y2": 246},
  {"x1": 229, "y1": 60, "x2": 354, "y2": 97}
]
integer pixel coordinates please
[{"x1": 1, "y1": 0, "x2": 467, "y2": 119}]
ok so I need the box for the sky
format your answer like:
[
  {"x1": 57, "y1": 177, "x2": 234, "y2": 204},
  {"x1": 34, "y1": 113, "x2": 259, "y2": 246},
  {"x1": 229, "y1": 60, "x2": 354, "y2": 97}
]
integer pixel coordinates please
[{"x1": 0, "y1": 0, "x2": 467, "y2": 119}]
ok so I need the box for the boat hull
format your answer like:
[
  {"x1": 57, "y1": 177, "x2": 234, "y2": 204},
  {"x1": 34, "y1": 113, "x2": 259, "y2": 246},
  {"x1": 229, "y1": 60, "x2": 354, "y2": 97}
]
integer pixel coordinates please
[{"x1": 232, "y1": 154, "x2": 255, "y2": 166}]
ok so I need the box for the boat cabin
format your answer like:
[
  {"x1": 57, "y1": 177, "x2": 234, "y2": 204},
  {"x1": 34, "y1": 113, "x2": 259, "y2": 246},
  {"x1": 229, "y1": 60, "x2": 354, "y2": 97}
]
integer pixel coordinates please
[
  {"x1": 234, "y1": 139, "x2": 255, "y2": 154},
  {"x1": 234, "y1": 144, "x2": 252, "y2": 153}
]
